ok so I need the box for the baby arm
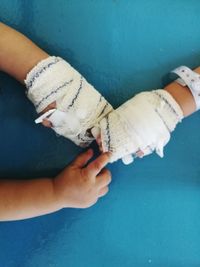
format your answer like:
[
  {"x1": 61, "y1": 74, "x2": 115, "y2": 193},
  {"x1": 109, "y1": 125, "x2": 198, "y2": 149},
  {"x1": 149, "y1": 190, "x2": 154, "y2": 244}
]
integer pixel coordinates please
[
  {"x1": 0, "y1": 23, "x2": 112, "y2": 221},
  {"x1": 164, "y1": 71, "x2": 196, "y2": 117},
  {"x1": 0, "y1": 150, "x2": 111, "y2": 221},
  {"x1": 93, "y1": 66, "x2": 199, "y2": 163},
  {"x1": 0, "y1": 22, "x2": 49, "y2": 82},
  {"x1": 0, "y1": 22, "x2": 113, "y2": 147}
]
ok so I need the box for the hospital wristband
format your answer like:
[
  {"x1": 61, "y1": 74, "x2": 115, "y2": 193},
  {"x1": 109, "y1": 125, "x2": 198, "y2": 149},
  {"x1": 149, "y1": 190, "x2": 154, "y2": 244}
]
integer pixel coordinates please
[{"x1": 171, "y1": 66, "x2": 200, "y2": 111}]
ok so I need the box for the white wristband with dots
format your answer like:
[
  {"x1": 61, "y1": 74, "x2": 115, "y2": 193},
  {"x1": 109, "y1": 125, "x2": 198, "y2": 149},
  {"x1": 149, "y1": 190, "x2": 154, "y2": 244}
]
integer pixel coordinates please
[{"x1": 171, "y1": 66, "x2": 200, "y2": 111}]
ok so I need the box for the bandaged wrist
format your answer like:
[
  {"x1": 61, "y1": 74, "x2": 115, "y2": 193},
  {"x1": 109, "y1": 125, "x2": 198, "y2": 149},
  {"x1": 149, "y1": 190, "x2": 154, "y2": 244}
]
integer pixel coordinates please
[
  {"x1": 92, "y1": 89, "x2": 183, "y2": 164},
  {"x1": 172, "y1": 66, "x2": 200, "y2": 111},
  {"x1": 24, "y1": 56, "x2": 113, "y2": 147}
]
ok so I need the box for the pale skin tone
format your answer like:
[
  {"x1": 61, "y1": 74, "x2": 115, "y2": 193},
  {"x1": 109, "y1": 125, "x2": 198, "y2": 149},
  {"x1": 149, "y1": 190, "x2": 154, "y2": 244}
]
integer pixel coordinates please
[{"x1": 0, "y1": 22, "x2": 197, "y2": 220}]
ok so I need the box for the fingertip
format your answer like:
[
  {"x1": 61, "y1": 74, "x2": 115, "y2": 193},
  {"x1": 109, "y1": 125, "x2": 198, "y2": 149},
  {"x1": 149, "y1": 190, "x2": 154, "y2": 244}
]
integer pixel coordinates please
[
  {"x1": 42, "y1": 119, "x2": 52, "y2": 128},
  {"x1": 87, "y1": 148, "x2": 93, "y2": 156}
]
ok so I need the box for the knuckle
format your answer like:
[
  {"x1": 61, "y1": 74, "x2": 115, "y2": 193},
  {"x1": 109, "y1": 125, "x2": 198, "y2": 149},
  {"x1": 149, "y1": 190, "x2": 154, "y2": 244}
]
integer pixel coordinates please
[
  {"x1": 80, "y1": 169, "x2": 87, "y2": 180},
  {"x1": 81, "y1": 168, "x2": 89, "y2": 178},
  {"x1": 80, "y1": 170, "x2": 92, "y2": 186}
]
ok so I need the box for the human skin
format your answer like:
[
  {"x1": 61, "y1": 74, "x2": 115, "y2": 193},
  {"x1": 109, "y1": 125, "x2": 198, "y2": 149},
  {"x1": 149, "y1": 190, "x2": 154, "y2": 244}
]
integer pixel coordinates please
[
  {"x1": 0, "y1": 149, "x2": 111, "y2": 221},
  {"x1": 0, "y1": 22, "x2": 197, "y2": 220},
  {"x1": 0, "y1": 22, "x2": 112, "y2": 221}
]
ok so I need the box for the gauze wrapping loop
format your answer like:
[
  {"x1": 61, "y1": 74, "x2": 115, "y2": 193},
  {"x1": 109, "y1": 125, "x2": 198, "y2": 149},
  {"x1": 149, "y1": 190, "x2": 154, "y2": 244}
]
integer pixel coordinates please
[
  {"x1": 92, "y1": 89, "x2": 183, "y2": 164},
  {"x1": 24, "y1": 56, "x2": 113, "y2": 147}
]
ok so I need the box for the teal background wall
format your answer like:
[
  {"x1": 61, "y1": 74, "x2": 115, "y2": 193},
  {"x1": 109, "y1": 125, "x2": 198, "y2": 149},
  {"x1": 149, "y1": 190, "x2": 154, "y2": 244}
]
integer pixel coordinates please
[{"x1": 1, "y1": 1, "x2": 200, "y2": 266}]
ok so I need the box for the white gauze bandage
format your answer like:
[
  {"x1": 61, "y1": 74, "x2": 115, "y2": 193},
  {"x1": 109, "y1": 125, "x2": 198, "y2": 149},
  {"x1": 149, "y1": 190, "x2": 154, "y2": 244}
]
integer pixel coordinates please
[
  {"x1": 24, "y1": 56, "x2": 113, "y2": 147},
  {"x1": 92, "y1": 89, "x2": 183, "y2": 164}
]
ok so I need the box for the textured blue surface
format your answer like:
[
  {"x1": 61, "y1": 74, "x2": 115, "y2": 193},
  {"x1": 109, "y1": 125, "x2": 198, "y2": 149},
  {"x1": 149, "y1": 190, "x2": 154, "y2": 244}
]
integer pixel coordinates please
[{"x1": 1, "y1": 1, "x2": 200, "y2": 266}]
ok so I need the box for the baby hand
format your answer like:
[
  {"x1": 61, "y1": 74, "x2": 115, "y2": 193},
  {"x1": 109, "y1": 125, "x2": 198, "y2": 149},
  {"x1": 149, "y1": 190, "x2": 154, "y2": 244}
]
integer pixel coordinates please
[{"x1": 53, "y1": 149, "x2": 111, "y2": 209}]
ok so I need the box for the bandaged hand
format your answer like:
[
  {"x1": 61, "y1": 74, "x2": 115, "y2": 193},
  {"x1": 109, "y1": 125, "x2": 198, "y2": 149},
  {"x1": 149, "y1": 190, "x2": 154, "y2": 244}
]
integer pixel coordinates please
[
  {"x1": 24, "y1": 56, "x2": 113, "y2": 147},
  {"x1": 92, "y1": 89, "x2": 183, "y2": 164}
]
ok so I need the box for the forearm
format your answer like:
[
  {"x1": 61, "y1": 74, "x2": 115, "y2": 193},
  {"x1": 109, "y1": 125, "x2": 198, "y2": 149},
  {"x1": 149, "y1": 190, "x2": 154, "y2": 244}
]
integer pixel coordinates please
[
  {"x1": 0, "y1": 22, "x2": 49, "y2": 83},
  {"x1": 164, "y1": 67, "x2": 200, "y2": 117},
  {"x1": 0, "y1": 178, "x2": 61, "y2": 221}
]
